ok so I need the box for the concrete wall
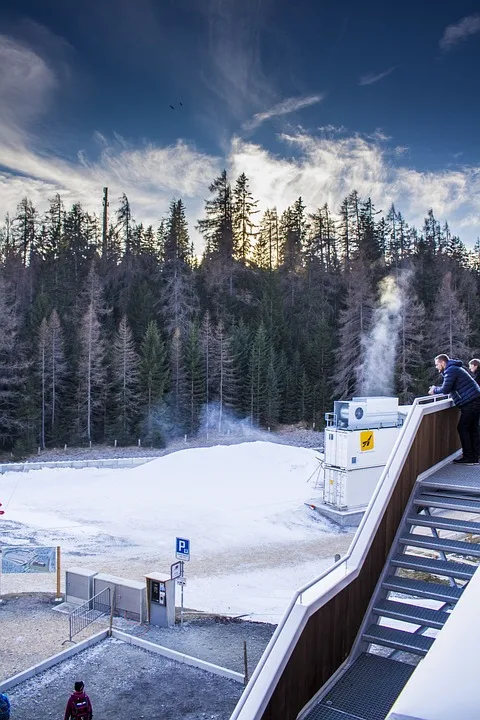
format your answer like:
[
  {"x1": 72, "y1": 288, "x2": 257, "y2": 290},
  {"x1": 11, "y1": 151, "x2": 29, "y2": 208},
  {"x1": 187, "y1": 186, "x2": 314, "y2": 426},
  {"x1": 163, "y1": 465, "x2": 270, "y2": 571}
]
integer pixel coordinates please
[{"x1": 0, "y1": 457, "x2": 154, "y2": 474}]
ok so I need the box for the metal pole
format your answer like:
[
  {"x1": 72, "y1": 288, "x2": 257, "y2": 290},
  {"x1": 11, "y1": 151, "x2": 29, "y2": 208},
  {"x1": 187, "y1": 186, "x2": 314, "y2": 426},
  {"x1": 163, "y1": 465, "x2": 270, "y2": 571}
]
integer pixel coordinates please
[
  {"x1": 55, "y1": 546, "x2": 62, "y2": 601},
  {"x1": 180, "y1": 583, "x2": 184, "y2": 627},
  {"x1": 243, "y1": 640, "x2": 248, "y2": 685}
]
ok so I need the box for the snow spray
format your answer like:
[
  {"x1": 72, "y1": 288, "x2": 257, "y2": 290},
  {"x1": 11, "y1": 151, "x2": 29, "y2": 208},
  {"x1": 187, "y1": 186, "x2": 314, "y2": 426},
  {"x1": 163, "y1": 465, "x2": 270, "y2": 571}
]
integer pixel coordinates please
[{"x1": 359, "y1": 271, "x2": 410, "y2": 396}]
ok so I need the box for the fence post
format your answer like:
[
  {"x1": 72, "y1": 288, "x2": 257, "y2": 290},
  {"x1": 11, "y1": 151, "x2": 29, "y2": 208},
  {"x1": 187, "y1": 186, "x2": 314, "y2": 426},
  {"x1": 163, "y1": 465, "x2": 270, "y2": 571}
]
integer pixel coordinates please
[
  {"x1": 243, "y1": 640, "x2": 249, "y2": 685},
  {"x1": 108, "y1": 588, "x2": 115, "y2": 637}
]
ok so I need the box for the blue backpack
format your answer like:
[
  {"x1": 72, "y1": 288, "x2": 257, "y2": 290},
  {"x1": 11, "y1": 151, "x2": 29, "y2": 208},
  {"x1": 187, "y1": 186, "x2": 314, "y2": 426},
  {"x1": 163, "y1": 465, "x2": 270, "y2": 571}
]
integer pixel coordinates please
[{"x1": 0, "y1": 693, "x2": 10, "y2": 720}]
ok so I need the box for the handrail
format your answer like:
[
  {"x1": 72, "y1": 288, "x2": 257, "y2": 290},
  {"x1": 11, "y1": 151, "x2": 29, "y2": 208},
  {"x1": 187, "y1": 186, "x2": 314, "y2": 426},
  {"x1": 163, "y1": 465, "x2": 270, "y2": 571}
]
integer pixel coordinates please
[{"x1": 230, "y1": 394, "x2": 451, "y2": 719}]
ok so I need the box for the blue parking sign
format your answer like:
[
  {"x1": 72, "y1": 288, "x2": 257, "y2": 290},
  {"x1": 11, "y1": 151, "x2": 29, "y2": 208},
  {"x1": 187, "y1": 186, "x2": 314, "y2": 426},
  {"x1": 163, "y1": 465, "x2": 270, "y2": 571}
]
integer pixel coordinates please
[{"x1": 176, "y1": 537, "x2": 190, "y2": 561}]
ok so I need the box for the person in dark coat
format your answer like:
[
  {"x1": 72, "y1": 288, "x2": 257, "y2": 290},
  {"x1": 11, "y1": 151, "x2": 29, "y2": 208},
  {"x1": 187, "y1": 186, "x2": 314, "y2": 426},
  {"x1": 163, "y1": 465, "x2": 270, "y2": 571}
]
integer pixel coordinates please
[
  {"x1": 428, "y1": 354, "x2": 480, "y2": 464},
  {"x1": 64, "y1": 681, "x2": 93, "y2": 720},
  {"x1": 468, "y1": 358, "x2": 480, "y2": 386}
]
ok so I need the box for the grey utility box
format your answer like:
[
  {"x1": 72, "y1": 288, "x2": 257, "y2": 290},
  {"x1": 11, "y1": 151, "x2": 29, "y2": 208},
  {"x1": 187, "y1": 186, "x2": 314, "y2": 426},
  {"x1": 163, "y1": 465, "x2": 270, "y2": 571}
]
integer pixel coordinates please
[
  {"x1": 65, "y1": 567, "x2": 98, "y2": 605},
  {"x1": 93, "y1": 573, "x2": 147, "y2": 623},
  {"x1": 145, "y1": 572, "x2": 176, "y2": 628}
]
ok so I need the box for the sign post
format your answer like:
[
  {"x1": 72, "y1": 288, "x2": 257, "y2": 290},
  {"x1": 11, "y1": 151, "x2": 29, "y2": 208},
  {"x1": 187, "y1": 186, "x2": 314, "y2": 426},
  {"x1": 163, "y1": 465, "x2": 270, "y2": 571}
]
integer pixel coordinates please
[
  {"x1": 175, "y1": 538, "x2": 190, "y2": 626},
  {"x1": 56, "y1": 546, "x2": 62, "y2": 601}
]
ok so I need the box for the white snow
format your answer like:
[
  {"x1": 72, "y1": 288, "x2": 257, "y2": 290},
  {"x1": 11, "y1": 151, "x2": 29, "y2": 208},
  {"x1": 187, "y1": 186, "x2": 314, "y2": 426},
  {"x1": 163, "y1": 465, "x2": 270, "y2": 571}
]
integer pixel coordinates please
[{"x1": 0, "y1": 442, "x2": 350, "y2": 622}]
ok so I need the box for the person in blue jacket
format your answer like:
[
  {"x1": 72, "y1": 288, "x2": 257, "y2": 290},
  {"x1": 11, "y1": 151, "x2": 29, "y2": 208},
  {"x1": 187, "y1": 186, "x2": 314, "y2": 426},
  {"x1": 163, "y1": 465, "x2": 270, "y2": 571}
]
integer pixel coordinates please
[{"x1": 428, "y1": 354, "x2": 480, "y2": 464}]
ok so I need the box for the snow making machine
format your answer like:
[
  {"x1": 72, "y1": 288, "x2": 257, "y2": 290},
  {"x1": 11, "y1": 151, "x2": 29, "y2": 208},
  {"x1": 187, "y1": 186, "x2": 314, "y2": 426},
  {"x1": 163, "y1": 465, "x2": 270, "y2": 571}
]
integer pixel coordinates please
[{"x1": 321, "y1": 397, "x2": 406, "y2": 523}]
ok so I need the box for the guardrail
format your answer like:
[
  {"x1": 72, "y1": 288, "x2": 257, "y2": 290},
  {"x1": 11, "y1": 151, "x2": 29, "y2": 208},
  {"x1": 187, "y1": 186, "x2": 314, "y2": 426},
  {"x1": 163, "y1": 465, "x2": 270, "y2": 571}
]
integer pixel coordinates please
[
  {"x1": 68, "y1": 587, "x2": 111, "y2": 642},
  {"x1": 230, "y1": 394, "x2": 453, "y2": 720}
]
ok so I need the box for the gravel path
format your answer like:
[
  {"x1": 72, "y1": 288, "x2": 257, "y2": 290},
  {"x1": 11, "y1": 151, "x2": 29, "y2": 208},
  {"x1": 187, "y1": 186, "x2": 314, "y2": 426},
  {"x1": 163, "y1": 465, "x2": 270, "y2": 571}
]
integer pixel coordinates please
[
  {"x1": 1, "y1": 594, "x2": 275, "y2": 682},
  {"x1": 6, "y1": 637, "x2": 243, "y2": 719},
  {"x1": 1, "y1": 595, "x2": 275, "y2": 719}
]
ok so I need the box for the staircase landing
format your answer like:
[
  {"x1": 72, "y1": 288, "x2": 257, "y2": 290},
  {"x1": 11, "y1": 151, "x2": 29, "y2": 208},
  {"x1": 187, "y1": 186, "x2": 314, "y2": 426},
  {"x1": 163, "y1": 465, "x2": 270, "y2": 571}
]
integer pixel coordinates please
[{"x1": 304, "y1": 653, "x2": 415, "y2": 720}]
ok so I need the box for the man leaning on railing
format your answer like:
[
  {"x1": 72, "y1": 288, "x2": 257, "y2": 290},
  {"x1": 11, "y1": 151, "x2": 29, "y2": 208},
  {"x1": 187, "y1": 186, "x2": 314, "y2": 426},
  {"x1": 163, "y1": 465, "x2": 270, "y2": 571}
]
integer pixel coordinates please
[{"x1": 428, "y1": 354, "x2": 480, "y2": 465}]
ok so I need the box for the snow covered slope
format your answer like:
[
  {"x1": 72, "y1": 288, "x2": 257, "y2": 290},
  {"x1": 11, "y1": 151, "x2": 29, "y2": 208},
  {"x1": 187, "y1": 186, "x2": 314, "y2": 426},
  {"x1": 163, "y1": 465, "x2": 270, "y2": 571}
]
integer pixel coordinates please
[{"x1": 1, "y1": 442, "x2": 351, "y2": 621}]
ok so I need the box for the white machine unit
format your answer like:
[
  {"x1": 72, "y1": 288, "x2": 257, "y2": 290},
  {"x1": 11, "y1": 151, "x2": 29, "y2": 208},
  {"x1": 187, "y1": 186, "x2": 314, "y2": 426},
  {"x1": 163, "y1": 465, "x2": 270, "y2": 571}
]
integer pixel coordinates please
[
  {"x1": 322, "y1": 396, "x2": 406, "y2": 512},
  {"x1": 329, "y1": 396, "x2": 403, "y2": 431},
  {"x1": 324, "y1": 426, "x2": 400, "y2": 470},
  {"x1": 323, "y1": 466, "x2": 384, "y2": 509}
]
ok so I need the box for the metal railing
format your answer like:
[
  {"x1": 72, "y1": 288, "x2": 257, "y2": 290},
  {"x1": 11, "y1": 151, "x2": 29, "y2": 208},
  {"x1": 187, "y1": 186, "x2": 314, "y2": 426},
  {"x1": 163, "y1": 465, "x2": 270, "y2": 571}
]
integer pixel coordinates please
[
  {"x1": 230, "y1": 394, "x2": 451, "y2": 719},
  {"x1": 68, "y1": 587, "x2": 111, "y2": 642}
]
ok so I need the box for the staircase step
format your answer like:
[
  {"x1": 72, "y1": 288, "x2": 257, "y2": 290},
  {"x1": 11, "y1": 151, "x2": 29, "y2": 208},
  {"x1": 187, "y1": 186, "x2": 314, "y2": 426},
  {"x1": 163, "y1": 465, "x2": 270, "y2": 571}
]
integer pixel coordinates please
[
  {"x1": 363, "y1": 624, "x2": 434, "y2": 655},
  {"x1": 391, "y1": 553, "x2": 477, "y2": 580},
  {"x1": 414, "y1": 493, "x2": 480, "y2": 513},
  {"x1": 407, "y1": 514, "x2": 480, "y2": 534},
  {"x1": 399, "y1": 532, "x2": 480, "y2": 557},
  {"x1": 422, "y1": 475, "x2": 480, "y2": 495},
  {"x1": 382, "y1": 575, "x2": 463, "y2": 603},
  {"x1": 372, "y1": 599, "x2": 450, "y2": 629}
]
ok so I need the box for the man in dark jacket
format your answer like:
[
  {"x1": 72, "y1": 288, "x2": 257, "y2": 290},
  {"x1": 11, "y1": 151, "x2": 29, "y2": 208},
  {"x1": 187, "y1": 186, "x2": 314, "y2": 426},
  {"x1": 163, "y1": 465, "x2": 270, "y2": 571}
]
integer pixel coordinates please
[
  {"x1": 468, "y1": 358, "x2": 480, "y2": 386},
  {"x1": 64, "y1": 681, "x2": 93, "y2": 720},
  {"x1": 428, "y1": 354, "x2": 480, "y2": 464}
]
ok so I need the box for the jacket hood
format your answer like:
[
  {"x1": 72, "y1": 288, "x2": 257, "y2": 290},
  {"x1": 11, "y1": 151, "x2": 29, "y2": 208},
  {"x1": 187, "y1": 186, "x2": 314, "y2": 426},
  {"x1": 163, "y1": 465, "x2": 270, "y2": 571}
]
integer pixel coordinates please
[{"x1": 446, "y1": 359, "x2": 463, "y2": 368}]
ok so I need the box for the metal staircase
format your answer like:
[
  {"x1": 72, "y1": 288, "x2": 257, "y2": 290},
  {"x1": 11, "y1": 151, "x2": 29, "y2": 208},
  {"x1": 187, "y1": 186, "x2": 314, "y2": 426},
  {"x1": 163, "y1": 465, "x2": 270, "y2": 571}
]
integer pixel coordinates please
[{"x1": 303, "y1": 463, "x2": 480, "y2": 720}]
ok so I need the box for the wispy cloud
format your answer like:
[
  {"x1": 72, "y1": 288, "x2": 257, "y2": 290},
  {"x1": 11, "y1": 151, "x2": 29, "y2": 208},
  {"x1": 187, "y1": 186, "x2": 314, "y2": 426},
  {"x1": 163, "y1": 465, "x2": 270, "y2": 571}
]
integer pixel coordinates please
[
  {"x1": 0, "y1": 34, "x2": 58, "y2": 147},
  {"x1": 0, "y1": 33, "x2": 220, "y2": 234},
  {"x1": 358, "y1": 66, "x2": 397, "y2": 86},
  {"x1": 1, "y1": 34, "x2": 480, "y2": 251},
  {"x1": 227, "y1": 134, "x2": 480, "y2": 246},
  {"x1": 440, "y1": 13, "x2": 480, "y2": 51},
  {"x1": 243, "y1": 94, "x2": 325, "y2": 131}
]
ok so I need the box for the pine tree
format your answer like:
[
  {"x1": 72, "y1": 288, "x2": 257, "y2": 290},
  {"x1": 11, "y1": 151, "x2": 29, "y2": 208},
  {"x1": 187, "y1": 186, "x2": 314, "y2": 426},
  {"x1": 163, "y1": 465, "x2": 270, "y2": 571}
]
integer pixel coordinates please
[
  {"x1": 200, "y1": 311, "x2": 214, "y2": 433},
  {"x1": 112, "y1": 315, "x2": 139, "y2": 442},
  {"x1": 165, "y1": 199, "x2": 192, "y2": 265},
  {"x1": 0, "y1": 274, "x2": 28, "y2": 448},
  {"x1": 210, "y1": 320, "x2": 237, "y2": 432},
  {"x1": 76, "y1": 267, "x2": 109, "y2": 442},
  {"x1": 333, "y1": 262, "x2": 374, "y2": 399},
  {"x1": 169, "y1": 326, "x2": 187, "y2": 431},
  {"x1": 117, "y1": 193, "x2": 133, "y2": 257},
  {"x1": 395, "y1": 280, "x2": 426, "y2": 403},
  {"x1": 232, "y1": 173, "x2": 258, "y2": 263},
  {"x1": 197, "y1": 170, "x2": 234, "y2": 261},
  {"x1": 12, "y1": 197, "x2": 37, "y2": 266},
  {"x1": 139, "y1": 321, "x2": 169, "y2": 441},
  {"x1": 37, "y1": 309, "x2": 67, "y2": 447},
  {"x1": 254, "y1": 209, "x2": 279, "y2": 270},
  {"x1": 249, "y1": 323, "x2": 278, "y2": 427},
  {"x1": 429, "y1": 272, "x2": 470, "y2": 359},
  {"x1": 183, "y1": 322, "x2": 205, "y2": 434}
]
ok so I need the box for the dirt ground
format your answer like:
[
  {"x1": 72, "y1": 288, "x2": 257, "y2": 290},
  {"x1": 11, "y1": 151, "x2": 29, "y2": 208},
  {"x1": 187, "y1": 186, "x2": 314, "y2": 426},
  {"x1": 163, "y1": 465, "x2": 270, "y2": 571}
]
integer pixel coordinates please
[
  {"x1": 6, "y1": 637, "x2": 244, "y2": 719},
  {"x1": 1, "y1": 593, "x2": 276, "y2": 719}
]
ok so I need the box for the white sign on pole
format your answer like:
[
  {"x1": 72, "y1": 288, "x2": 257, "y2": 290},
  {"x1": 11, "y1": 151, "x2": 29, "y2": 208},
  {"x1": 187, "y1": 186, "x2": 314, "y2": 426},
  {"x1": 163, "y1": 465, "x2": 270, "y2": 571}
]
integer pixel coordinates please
[
  {"x1": 177, "y1": 576, "x2": 187, "y2": 586},
  {"x1": 170, "y1": 561, "x2": 184, "y2": 580}
]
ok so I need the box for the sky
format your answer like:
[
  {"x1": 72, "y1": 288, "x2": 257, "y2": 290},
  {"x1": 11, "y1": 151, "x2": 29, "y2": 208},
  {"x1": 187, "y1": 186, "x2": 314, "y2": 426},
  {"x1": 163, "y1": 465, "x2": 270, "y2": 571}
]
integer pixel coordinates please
[{"x1": 0, "y1": 0, "x2": 480, "y2": 248}]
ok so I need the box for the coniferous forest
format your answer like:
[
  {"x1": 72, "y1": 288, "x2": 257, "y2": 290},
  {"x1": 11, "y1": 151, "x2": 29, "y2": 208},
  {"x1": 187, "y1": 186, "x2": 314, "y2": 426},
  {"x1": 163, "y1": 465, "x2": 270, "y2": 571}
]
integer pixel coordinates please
[{"x1": 1, "y1": 170, "x2": 479, "y2": 454}]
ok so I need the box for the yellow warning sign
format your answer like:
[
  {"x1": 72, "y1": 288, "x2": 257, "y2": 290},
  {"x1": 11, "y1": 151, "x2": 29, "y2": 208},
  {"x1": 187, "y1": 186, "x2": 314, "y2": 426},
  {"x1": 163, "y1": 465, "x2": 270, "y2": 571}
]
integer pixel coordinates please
[{"x1": 360, "y1": 430, "x2": 374, "y2": 452}]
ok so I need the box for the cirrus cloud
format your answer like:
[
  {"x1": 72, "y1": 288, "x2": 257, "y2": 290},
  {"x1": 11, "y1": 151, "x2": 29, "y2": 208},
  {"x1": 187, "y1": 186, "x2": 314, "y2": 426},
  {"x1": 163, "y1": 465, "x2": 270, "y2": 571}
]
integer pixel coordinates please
[{"x1": 440, "y1": 13, "x2": 480, "y2": 52}]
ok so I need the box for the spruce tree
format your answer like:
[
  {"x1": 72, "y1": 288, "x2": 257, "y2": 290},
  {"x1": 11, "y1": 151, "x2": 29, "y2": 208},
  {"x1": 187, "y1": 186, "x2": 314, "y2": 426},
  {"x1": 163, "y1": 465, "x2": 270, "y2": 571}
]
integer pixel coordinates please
[
  {"x1": 232, "y1": 173, "x2": 258, "y2": 263},
  {"x1": 111, "y1": 315, "x2": 139, "y2": 443},
  {"x1": 139, "y1": 321, "x2": 169, "y2": 442}
]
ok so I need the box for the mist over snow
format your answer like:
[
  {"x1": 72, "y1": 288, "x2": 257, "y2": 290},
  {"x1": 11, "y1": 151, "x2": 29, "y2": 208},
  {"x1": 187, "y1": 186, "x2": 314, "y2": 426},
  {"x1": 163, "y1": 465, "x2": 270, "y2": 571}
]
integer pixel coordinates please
[{"x1": 0, "y1": 441, "x2": 351, "y2": 621}]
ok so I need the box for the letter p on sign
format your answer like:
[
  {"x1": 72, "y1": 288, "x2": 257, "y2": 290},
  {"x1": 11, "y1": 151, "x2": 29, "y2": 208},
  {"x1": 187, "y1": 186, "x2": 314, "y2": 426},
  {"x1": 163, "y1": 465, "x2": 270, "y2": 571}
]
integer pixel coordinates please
[{"x1": 176, "y1": 537, "x2": 190, "y2": 561}]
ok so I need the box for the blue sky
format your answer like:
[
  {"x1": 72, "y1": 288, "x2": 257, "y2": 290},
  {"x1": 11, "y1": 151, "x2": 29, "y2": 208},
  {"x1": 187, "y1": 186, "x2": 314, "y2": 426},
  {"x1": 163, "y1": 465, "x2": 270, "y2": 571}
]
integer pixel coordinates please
[{"x1": 1, "y1": 0, "x2": 479, "y2": 246}]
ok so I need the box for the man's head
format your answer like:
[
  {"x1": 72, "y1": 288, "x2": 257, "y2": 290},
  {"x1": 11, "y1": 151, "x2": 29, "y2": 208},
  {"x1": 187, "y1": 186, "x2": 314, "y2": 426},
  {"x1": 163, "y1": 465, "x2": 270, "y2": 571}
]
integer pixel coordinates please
[
  {"x1": 434, "y1": 354, "x2": 449, "y2": 372},
  {"x1": 74, "y1": 681, "x2": 84, "y2": 693},
  {"x1": 469, "y1": 358, "x2": 480, "y2": 373}
]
